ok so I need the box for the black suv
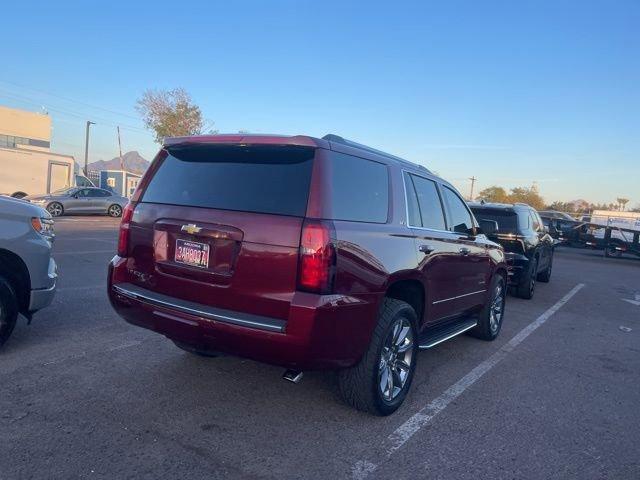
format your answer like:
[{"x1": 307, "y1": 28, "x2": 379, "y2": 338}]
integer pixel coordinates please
[{"x1": 469, "y1": 202, "x2": 554, "y2": 299}]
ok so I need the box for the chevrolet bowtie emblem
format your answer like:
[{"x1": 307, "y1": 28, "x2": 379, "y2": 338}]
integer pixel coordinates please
[{"x1": 181, "y1": 224, "x2": 202, "y2": 234}]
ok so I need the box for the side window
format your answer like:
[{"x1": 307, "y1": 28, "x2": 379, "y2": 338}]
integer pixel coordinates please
[
  {"x1": 530, "y1": 210, "x2": 542, "y2": 232},
  {"x1": 518, "y1": 211, "x2": 530, "y2": 230},
  {"x1": 441, "y1": 186, "x2": 474, "y2": 234},
  {"x1": 405, "y1": 174, "x2": 446, "y2": 230},
  {"x1": 98, "y1": 189, "x2": 112, "y2": 197},
  {"x1": 77, "y1": 189, "x2": 91, "y2": 197},
  {"x1": 404, "y1": 174, "x2": 422, "y2": 227},
  {"x1": 327, "y1": 152, "x2": 389, "y2": 223}
]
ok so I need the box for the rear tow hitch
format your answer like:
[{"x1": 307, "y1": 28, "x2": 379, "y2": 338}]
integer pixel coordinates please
[{"x1": 282, "y1": 370, "x2": 304, "y2": 384}]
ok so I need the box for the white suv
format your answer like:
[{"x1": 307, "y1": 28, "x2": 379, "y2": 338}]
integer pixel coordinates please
[{"x1": 0, "y1": 195, "x2": 56, "y2": 347}]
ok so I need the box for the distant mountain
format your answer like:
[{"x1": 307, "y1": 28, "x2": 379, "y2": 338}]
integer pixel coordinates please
[{"x1": 88, "y1": 151, "x2": 149, "y2": 174}]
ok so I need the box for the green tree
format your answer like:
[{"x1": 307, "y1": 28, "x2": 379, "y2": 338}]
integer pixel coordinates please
[
  {"x1": 477, "y1": 186, "x2": 510, "y2": 203},
  {"x1": 136, "y1": 88, "x2": 204, "y2": 144},
  {"x1": 509, "y1": 185, "x2": 545, "y2": 210}
]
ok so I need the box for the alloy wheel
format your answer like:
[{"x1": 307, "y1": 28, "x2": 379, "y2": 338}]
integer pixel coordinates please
[
  {"x1": 109, "y1": 205, "x2": 122, "y2": 217},
  {"x1": 529, "y1": 262, "x2": 537, "y2": 295},
  {"x1": 47, "y1": 203, "x2": 63, "y2": 217},
  {"x1": 378, "y1": 317, "x2": 414, "y2": 402},
  {"x1": 489, "y1": 283, "x2": 505, "y2": 334}
]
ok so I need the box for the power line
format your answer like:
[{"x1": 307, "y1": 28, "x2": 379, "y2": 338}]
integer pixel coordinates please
[
  {"x1": 0, "y1": 78, "x2": 141, "y2": 121},
  {"x1": 0, "y1": 89, "x2": 151, "y2": 135}
]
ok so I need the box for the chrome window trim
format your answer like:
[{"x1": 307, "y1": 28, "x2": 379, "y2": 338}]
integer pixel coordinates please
[{"x1": 401, "y1": 169, "x2": 451, "y2": 234}]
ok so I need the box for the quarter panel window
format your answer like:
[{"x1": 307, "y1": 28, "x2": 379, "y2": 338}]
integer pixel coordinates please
[
  {"x1": 327, "y1": 152, "x2": 389, "y2": 223},
  {"x1": 406, "y1": 174, "x2": 446, "y2": 230},
  {"x1": 404, "y1": 173, "x2": 422, "y2": 227},
  {"x1": 442, "y1": 186, "x2": 474, "y2": 234}
]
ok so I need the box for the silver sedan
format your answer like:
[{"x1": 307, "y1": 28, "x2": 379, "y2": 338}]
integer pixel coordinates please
[{"x1": 26, "y1": 187, "x2": 129, "y2": 217}]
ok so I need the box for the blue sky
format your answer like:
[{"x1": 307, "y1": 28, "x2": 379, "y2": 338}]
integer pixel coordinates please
[{"x1": 1, "y1": 0, "x2": 638, "y2": 206}]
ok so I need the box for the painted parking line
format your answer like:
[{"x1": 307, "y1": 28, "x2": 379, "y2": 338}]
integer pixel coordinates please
[{"x1": 352, "y1": 283, "x2": 586, "y2": 480}]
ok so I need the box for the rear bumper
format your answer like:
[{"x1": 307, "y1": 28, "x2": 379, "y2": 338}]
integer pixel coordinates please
[
  {"x1": 108, "y1": 258, "x2": 379, "y2": 370},
  {"x1": 504, "y1": 253, "x2": 529, "y2": 286}
]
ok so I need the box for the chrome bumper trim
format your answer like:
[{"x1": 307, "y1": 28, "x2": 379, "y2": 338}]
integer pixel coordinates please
[{"x1": 112, "y1": 283, "x2": 286, "y2": 333}]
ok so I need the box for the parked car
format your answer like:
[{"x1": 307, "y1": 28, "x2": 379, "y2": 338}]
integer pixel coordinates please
[
  {"x1": 108, "y1": 134, "x2": 508, "y2": 415},
  {"x1": 538, "y1": 210, "x2": 577, "y2": 221},
  {"x1": 469, "y1": 202, "x2": 554, "y2": 299},
  {"x1": 0, "y1": 195, "x2": 56, "y2": 347},
  {"x1": 26, "y1": 187, "x2": 128, "y2": 217}
]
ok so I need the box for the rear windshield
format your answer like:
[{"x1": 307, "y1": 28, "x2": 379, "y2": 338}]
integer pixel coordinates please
[
  {"x1": 471, "y1": 208, "x2": 518, "y2": 232},
  {"x1": 141, "y1": 145, "x2": 314, "y2": 217}
]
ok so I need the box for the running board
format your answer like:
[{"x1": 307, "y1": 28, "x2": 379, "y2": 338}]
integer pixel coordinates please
[{"x1": 419, "y1": 319, "x2": 477, "y2": 349}]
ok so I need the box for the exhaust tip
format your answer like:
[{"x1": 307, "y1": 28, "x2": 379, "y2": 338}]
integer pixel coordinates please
[{"x1": 282, "y1": 369, "x2": 304, "y2": 384}]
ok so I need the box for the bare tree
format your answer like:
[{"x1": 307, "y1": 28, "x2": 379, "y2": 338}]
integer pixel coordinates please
[
  {"x1": 136, "y1": 88, "x2": 204, "y2": 143},
  {"x1": 616, "y1": 197, "x2": 630, "y2": 211}
]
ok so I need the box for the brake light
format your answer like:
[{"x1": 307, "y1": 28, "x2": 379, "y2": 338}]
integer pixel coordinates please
[
  {"x1": 117, "y1": 202, "x2": 135, "y2": 257},
  {"x1": 298, "y1": 220, "x2": 336, "y2": 294}
]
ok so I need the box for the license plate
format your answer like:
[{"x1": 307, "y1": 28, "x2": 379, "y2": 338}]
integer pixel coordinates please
[{"x1": 175, "y1": 239, "x2": 210, "y2": 269}]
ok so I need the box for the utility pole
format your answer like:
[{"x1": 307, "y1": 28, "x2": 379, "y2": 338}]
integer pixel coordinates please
[
  {"x1": 117, "y1": 126, "x2": 124, "y2": 171},
  {"x1": 468, "y1": 176, "x2": 477, "y2": 201},
  {"x1": 83, "y1": 120, "x2": 95, "y2": 176}
]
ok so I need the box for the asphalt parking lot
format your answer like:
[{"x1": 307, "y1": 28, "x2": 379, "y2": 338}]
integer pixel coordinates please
[{"x1": 1, "y1": 217, "x2": 639, "y2": 480}]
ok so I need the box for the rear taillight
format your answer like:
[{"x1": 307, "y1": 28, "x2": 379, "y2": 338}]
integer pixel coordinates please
[
  {"x1": 297, "y1": 220, "x2": 336, "y2": 294},
  {"x1": 117, "y1": 202, "x2": 135, "y2": 257}
]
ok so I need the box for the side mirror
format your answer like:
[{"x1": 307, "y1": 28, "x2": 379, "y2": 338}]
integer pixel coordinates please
[
  {"x1": 543, "y1": 225, "x2": 550, "y2": 234},
  {"x1": 478, "y1": 219, "x2": 499, "y2": 236}
]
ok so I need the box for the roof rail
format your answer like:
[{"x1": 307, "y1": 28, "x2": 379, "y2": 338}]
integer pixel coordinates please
[{"x1": 322, "y1": 134, "x2": 430, "y2": 172}]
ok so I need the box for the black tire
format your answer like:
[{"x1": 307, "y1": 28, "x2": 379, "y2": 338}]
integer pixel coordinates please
[
  {"x1": 469, "y1": 274, "x2": 506, "y2": 341},
  {"x1": 108, "y1": 204, "x2": 123, "y2": 217},
  {"x1": 0, "y1": 276, "x2": 19, "y2": 348},
  {"x1": 173, "y1": 340, "x2": 220, "y2": 357},
  {"x1": 47, "y1": 202, "x2": 64, "y2": 217},
  {"x1": 537, "y1": 252, "x2": 553, "y2": 283},
  {"x1": 338, "y1": 298, "x2": 418, "y2": 416},
  {"x1": 604, "y1": 243, "x2": 623, "y2": 258},
  {"x1": 516, "y1": 257, "x2": 538, "y2": 300}
]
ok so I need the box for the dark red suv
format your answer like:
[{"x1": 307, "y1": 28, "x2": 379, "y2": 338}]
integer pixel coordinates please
[{"x1": 108, "y1": 134, "x2": 507, "y2": 415}]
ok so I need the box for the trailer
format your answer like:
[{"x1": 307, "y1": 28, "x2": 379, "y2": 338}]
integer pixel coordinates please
[
  {"x1": 580, "y1": 223, "x2": 640, "y2": 259},
  {"x1": 0, "y1": 146, "x2": 77, "y2": 198}
]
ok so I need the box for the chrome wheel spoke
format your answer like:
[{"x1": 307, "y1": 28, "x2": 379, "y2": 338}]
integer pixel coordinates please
[
  {"x1": 397, "y1": 338, "x2": 413, "y2": 353},
  {"x1": 395, "y1": 326, "x2": 410, "y2": 347}
]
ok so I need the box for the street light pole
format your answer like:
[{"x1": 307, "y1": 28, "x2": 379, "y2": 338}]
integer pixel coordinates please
[{"x1": 83, "y1": 120, "x2": 95, "y2": 176}]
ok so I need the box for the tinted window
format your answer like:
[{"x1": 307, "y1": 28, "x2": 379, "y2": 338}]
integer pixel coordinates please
[
  {"x1": 519, "y1": 211, "x2": 531, "y2": 230},
  {"x1": 327, "y1": 152, "x2": 388, "y2": 223},
  {"x1": 142, "y1": 145, "x2": 314, "y2": 217},
  {"x1": 442, "y1": 186, "x2": 474, "y2": 234},
  {"x1": 404, "y1": 174, "x2": 422, "y2": 227},
  {"x1": 76, "y1": 189, "x2": 92, "y2": 198},
  {"x1": 87, "y1": 189, "x2": 108, "y2": 197},
  {"x1": 470, "y1": 208, "x2": 518, "y2": 232},
  {"x1": 406, "y1": 174, "x2": 446, "y2": 230}
]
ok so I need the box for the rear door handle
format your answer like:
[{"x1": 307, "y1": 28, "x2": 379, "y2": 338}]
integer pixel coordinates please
[
  {"x1": 419, "y1": 244, "x2": 435, "y2": 254},
  {"x1": 459, "y1": 247, "x2": 471, "y2": 256}
]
